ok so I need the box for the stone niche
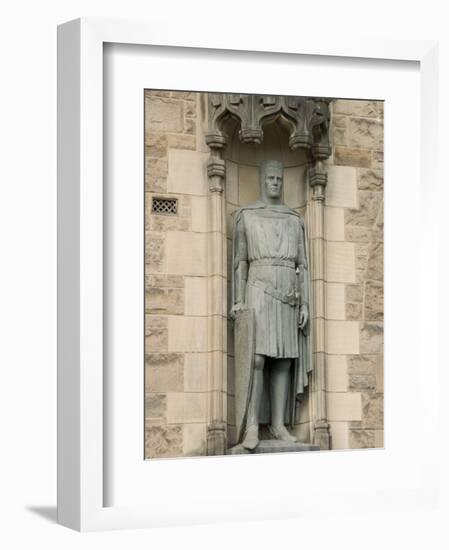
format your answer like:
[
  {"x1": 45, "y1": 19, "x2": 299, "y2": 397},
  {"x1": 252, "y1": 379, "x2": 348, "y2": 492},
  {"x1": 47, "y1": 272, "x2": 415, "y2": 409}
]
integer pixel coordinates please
[
  {"x1": 204, "y1": 94, "x2": 333, "y2": 454},
  {"x1": 221, "y1": 116, "x2": 312, "y2": 447}
]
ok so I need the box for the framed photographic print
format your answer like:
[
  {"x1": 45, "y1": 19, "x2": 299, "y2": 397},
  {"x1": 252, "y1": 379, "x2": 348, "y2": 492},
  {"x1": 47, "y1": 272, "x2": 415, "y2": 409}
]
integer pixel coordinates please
[{"x1": 58, "y1": 18, "x2": 442, "y2": 531}]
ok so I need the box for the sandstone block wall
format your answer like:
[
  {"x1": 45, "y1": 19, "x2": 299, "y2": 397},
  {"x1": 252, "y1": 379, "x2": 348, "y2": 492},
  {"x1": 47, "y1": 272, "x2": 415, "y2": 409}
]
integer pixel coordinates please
[
  {"x1": 144, "y1": 90, "x2": 212, "y2": 458},
  {"x1": 325, "y1": 100, "x2": 384, "y2": 449}
]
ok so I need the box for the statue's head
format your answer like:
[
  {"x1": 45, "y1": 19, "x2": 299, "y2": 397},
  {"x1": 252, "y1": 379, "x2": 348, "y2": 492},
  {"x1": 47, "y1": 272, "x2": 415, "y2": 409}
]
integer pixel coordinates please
[{"x1": 260, "y1": 160, "x2": 284, "y2": 202}]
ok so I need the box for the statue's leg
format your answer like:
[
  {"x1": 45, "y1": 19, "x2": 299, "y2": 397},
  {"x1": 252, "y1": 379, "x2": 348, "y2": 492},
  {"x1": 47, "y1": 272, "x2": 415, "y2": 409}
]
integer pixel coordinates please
[
  {"x1": 269, "y1": 359, "x2": 297, "y2": 442},
  {"x1": 241, "y1": 353, "x2": 265, "y2": 450}
]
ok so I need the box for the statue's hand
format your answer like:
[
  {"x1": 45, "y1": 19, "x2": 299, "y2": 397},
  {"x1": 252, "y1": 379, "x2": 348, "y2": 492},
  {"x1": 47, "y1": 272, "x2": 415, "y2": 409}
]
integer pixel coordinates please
[
  {"x1": 299, "y1": 304, "x2": 309, "y2": 330},
  {"x1": 230, "y1": 302, "x2": 245, "y2": 320}
]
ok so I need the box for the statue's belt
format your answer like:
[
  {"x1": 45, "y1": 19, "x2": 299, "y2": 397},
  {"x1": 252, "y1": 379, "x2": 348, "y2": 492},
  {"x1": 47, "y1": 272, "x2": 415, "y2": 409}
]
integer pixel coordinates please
[
  {"x1": 248, "y1": 280, "x2": 300, "y2": 306},
  {"x1": 250, "y1": 259, "x2": 296, "y2": 269}
]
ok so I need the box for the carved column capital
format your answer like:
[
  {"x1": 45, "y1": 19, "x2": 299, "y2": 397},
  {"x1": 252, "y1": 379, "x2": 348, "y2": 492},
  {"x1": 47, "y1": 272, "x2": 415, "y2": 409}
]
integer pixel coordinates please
[
  {"x1": 205, "y1": 130, "x2": 227, "y2": 150},
  {"x1": 207, "y1": 158, "x2": 225, "y2": 178},
  {"x1": 309, "y1": 161, "x2": 328, "y2": 202},
  {"x1": 205, "y1": 130, "x2": 226, "y2": 193}
]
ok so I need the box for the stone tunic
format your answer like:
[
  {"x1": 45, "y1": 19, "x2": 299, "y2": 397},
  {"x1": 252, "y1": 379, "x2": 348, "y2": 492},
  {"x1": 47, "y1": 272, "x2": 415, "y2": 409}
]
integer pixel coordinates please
[{"x1": 232, "y1": 202, "x2": 308, "y2": 359}]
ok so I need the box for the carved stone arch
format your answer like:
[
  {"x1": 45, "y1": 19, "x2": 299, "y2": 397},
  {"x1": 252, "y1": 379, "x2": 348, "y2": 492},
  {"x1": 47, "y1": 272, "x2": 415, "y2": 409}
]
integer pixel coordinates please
[
  {"x1": 206, "y1": 94, "x2": 331, "y2": 188},
  {"x1": 257, "y1": 111, "x2": 298, "y2": 146}
]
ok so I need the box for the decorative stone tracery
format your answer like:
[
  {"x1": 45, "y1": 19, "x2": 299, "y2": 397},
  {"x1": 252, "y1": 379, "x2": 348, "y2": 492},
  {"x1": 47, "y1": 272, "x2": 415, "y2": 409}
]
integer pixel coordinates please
[
  {"x1": 206, "y1": 94, "x2": 331, "y2": 192},
  {"x1": 205, "y1": 93, "x2": 333, "y2": 454}
]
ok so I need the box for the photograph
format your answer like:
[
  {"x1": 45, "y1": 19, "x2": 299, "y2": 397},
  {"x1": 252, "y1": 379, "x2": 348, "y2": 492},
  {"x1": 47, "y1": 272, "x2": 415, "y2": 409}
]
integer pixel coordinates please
[
  {"x1": 144, "y1": 90, "x2": 384, "y2": 459},
  {"x1": 0, "y1": 0, "x2": 444, "y2": 542}
]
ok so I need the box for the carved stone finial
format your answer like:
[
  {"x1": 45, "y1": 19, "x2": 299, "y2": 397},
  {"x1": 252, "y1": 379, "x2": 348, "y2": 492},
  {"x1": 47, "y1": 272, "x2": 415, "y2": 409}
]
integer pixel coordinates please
[{"x1": 239, "y1": 127, "x2": 263, "y2": 144}]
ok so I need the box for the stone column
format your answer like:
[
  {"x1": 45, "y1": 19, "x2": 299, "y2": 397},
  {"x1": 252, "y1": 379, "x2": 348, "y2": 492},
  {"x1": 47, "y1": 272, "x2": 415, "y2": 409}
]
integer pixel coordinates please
[
  {"x1": 308, "y1": 159, "x2": 331, "y2": 450},
  {"x1": 205, "y1": 131, "x2": 227, "y2": 455}
]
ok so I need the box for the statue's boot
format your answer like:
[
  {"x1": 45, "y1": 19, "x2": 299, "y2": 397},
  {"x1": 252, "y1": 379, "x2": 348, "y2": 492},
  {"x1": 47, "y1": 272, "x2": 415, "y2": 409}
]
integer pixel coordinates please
[
  {"x1": 268, "y1": 424, "x2": 297, "y2": 443},
  {"x1": 241, "y1": 424, "x2": 259, "y2": 450}
]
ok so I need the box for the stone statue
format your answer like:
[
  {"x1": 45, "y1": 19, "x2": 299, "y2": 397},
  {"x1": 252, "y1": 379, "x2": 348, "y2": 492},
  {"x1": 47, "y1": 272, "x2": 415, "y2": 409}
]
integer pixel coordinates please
[{"x1": 230, "y1": 160, "x2": 312, "y2": 451}]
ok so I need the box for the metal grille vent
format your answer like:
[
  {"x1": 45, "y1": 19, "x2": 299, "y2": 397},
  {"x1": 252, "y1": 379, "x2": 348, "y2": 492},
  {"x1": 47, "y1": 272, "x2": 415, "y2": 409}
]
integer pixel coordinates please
[{"x1": 151, "y1": 197, "x2": 178, "y2": 215}]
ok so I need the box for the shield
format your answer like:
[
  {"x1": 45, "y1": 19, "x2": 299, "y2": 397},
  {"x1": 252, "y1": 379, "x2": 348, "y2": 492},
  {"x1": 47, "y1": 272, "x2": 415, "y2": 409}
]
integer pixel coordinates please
[{"x1": 233, "y1": 308, "x2": 255, "y2": 443}]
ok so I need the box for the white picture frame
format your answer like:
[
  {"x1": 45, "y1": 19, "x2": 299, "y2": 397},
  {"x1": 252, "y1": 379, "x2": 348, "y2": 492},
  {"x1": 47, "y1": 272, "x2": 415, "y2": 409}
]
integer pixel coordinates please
[{"x1": 57, "y1": 17, "x2": 443, "y2": 531}]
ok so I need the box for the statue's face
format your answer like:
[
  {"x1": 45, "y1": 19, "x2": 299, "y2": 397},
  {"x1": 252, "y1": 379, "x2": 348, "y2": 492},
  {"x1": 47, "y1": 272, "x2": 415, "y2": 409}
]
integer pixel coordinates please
[{"x1": 263, "y1": 166, "x2": 283, "y2": 199}]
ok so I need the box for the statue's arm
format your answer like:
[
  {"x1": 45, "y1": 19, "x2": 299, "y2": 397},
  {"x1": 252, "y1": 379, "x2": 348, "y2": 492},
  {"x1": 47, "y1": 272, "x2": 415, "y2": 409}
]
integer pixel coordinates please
[{"x1": 231, "y1": 211, "x2": 248, "y2": 315}]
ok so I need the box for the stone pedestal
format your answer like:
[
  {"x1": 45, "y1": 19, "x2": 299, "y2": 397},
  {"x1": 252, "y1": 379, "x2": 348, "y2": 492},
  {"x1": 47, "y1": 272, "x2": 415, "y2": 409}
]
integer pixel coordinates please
[{"x1": 227, "y1": 439, "x2": 320, "y2": 455}]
